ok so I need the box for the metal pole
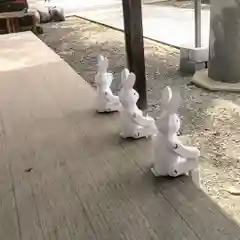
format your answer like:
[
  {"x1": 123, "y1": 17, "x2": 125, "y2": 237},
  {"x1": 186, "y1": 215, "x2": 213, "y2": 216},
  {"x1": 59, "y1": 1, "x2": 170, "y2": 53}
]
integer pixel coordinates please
[{"x1": 194, "y1": 0, "x2": 201, "y2": 47}]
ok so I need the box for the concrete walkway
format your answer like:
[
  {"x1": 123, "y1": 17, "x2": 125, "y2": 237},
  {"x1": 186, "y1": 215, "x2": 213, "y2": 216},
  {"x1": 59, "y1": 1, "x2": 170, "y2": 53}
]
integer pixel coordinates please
[{"x1": 32, "y1": 0, "x2": 210, "y2": 48}]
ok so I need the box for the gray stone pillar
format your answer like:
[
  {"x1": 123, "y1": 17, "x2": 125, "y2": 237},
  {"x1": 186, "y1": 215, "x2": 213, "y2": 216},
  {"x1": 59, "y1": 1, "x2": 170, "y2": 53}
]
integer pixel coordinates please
[{"x1": 208, "y1": 0, "x2": 240, "y2": 83}]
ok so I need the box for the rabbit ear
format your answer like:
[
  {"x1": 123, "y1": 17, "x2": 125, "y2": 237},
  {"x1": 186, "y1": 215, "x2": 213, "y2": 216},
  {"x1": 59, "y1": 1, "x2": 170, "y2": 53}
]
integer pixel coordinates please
[
  {"x1": 98, "y1": 55, "x2": 104, "y2": 66},
  {"x1": 168, "y1": 87, "x2": 181, "y2": 113},
  {"x1": 121, "y1": 68, "x2": 130, "y2": 85},
  {"x1": 107, "y1": 72, "x2": 113, "y2": 85},
  {"x1": 161, "y1": 86, "x2": 172, "y2": 109},
  {"x1": 98, "y1": 55, "x2": 104, "y2": 62},
  {"x1": 123, "y1": 72, "x2": 136, "y2": 89},
  {"x1": 103, "y1": 57, "x2": 109, "y2": 68},
  {"x1": 98, "y1": 55, "x2": 108, "y2": 72}
]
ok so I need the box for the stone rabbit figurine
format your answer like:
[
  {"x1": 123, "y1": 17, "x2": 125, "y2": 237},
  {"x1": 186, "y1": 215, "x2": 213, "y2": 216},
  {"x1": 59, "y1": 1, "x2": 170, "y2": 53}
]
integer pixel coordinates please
[
  {"x1": 119, "y1": 69, "x2": 158, "y2": 139},
  {"x1": 151, "y1": 86, "x2": 200, "y2": 185},
  {"x1": 95, "y1": 55, "x2": 121, "y2": 113}
]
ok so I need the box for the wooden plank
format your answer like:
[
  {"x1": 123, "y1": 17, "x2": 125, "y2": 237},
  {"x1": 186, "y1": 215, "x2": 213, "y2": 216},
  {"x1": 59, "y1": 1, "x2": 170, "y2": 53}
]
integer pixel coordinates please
[
  {"x1": 6, "y1": 18, "x2": 11, "y2": 33},
  {"x1": 0, "y1": 11, "x2": 35, "y2": 33},
  {"x1": 0, "y1": 32, "x2": 97, "y2": 240},
  {"x1": 0, "y1": 116, "x2": 20, "y2": 240},
  {"x1": 58, "y1": 114, "x2": 199, "y2": 240},
  {"x1": 0, "y1": 11, "x2": 34, "y2": 19},
  {"x1": 125, "y1": 140, "x2": 240, "y2": 240},
  {"x1": 6, "y1": 145, "x2": 45, "y2": 240},
  {"x1": 0, "y1": 55, "x2": 51, "y2": 240},
  {"x1": 0, "y1": 31, "x2": 239, "y2": 240},
  {"x1": 0, "y1": 32, "x2": 196, "y2": 239},
  {"x1": 2, "y1": 127, "x2": 98, "y2": 240},
  {"x1": 122, "y1": 0, "x2": 147, "y2": 110},
  {"x1": 160, "y1": 178, "x2": 240, "y2": 240}
]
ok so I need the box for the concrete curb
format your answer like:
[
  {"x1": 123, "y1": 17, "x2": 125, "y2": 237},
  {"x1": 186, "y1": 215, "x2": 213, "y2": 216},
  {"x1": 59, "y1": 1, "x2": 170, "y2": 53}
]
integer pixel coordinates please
[{"x1": 70, "y1": 14, "x2": 180, "y2": 50}]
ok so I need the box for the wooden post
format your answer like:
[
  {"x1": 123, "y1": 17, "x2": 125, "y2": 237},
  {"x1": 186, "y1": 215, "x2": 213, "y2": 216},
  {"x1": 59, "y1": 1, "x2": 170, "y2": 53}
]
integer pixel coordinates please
[{"x1": 122, "y1": 0, "x2": 147, "y2": 110}]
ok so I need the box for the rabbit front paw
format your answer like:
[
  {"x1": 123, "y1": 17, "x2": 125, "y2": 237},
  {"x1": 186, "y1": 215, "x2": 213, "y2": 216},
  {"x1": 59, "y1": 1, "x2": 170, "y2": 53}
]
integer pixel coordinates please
[
  {"x1": 168, "y1": 169, "x2": 180, "y2": 177},
  {"x1": 148, "y1": 117, "x2": 155, "y2": 125},
  {"x1": 192, "y1": 148, "x2": 200, "y2": 159},
  {"x1": 120, "y1": 132, "x2": 128, "y2": 138},
  {"x1": 134, "y1": 132, "x2": 140, "y2": 138}
]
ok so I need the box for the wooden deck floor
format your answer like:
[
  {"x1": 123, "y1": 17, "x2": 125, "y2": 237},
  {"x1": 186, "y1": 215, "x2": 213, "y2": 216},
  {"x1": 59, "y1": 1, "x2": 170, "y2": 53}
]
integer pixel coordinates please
[{"x1": 0, "y1": 32, "x2": 239, "y2": 240}]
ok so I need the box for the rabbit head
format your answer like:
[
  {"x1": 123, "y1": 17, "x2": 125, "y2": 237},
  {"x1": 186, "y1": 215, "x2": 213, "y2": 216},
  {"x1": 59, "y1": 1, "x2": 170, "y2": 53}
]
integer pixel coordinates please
[
  {"x1": 121, "y1": 68, "x2": 130, "y2": 83},
  {"x1": 96, "y1": 55, "x2": 113, "y2": 89},
  {"x1": 97, "y1": 55, "x2": 109, "y2": 73},
  {"x1": 158, "y1": 86, "x2": 181, "y2": 136},
  {"x1": 161, "y1": 86, "x2": 172, "y2": 112},
  {"x1": 119, "y1": 70, "x2": 139, "y2": 108},
  {"x1": 161, "y1": 86, "x2": 181, "y2": 114},
  {"x1": 158, "y1": 114, "x2": 181, "y2": 136},
  {"x1": 101, "y1": 73, "x2": 113, "y2": 90}
]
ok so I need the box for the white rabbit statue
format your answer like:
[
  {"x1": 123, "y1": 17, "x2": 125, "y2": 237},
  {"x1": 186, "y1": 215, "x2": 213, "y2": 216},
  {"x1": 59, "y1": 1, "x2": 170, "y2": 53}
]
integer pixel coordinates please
[
  {"x1": 95, "y1": 55, "x2": 121, "y2": 113},
  {"x1": 151, "y1": 86, "x2": 200, "y2": 186},
  {"x1": 118, "y1": 69, "x2": 158, "y2": 139}
]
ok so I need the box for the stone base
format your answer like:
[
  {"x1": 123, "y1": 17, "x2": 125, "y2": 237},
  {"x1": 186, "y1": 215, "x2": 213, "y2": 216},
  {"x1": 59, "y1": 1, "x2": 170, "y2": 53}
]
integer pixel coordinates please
[
  {"x1": 192, "y1": 69, "x2": 240, "y2": 91},
  {"x1": 179, "y1": 47, "x2": 209, "y2": 74},
  {"x1": 180, "y1": 59, "x2": 206, "y2": 74}
]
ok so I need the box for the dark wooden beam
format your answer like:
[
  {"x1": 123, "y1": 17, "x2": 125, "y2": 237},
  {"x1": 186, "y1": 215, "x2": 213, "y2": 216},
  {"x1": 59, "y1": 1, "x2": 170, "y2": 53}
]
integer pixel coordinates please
[{"x1": 122, "y1": 0, "x2": 147, "y2": 110}]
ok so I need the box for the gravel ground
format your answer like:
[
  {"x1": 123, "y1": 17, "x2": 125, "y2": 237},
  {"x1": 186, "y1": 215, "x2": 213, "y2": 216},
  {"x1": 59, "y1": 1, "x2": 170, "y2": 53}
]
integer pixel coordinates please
[{"x1": 39, "y1": 17, "x2": 240, "y2": 223}]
